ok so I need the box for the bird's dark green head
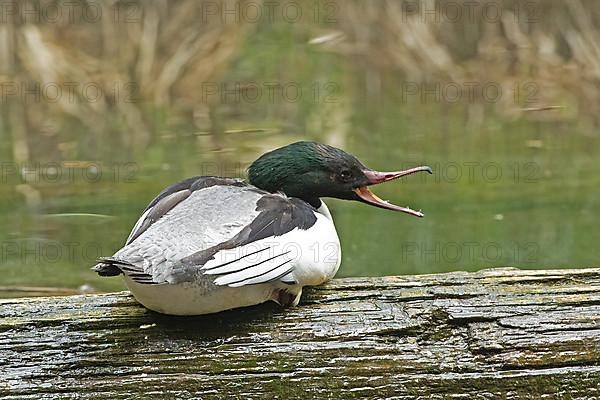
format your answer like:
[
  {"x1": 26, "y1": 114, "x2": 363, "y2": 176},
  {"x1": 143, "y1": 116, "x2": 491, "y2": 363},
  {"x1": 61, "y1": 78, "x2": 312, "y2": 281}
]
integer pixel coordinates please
[{"x1": 248, "y1": 141, "x2": 432, "y2": 217}]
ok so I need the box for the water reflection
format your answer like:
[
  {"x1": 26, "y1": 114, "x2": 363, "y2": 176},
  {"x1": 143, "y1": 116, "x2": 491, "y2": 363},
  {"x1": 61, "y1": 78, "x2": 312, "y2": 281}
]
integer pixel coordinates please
[{"x1": 3, "y1": 109, "x2": 599, "y2": 295}]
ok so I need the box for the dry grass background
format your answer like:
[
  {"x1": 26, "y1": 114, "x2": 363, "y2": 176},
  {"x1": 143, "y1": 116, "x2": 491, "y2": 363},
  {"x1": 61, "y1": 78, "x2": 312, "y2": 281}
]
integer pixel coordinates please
[
  {"x1": 0, "y1": 0, "x2": 598, "y2": 165},
  {"x1": 0, "y1": 0, "x2": 256, "y2": 164},
  {"x1": 330, "y1": 0, "x2": 599, "y2": 131}
]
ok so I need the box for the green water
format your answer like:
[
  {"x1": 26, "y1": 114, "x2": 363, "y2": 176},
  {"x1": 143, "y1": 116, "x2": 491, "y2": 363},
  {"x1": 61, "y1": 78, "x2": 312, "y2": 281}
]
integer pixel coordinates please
[{"x1": 1, "y1": 21, "x2": 599, "y2": 294}]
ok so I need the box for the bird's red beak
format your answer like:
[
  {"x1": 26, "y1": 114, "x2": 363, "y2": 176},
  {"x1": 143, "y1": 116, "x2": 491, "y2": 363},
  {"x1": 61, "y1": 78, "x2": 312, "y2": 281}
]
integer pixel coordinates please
[{"x1": 353, "y1": 166, "x2": 432, "y2": 217}]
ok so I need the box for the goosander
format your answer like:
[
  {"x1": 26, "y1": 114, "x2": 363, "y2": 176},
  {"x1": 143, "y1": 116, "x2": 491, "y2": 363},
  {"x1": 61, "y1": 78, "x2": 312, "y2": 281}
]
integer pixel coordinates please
[{"x1": 93, "y1": 141, "x2": 431, "y2": 315}]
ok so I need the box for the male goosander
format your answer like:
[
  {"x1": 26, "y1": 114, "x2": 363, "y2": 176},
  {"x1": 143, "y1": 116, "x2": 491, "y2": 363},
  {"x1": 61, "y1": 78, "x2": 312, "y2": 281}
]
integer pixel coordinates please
[{"x1": 93, "y1": 141, "x2": 431, "y2": 315}]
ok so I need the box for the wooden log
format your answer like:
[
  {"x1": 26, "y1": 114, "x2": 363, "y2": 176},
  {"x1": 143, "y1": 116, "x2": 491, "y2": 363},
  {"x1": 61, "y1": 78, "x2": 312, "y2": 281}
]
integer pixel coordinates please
[{"x1": 2, "y1": 267, "x2": 600, "y2": 399}]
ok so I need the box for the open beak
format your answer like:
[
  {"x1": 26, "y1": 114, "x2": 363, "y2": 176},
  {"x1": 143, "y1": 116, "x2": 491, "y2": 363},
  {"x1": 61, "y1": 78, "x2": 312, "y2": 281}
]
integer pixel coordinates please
[{"x1": 353, "y1": 166, "x2": 432, "y2": 217}]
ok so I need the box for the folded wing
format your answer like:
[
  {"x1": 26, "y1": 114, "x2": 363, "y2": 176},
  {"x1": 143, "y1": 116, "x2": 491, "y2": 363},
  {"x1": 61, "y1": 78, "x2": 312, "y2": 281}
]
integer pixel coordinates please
[{"x1": 94, "y1": 177, "x2": 320, "y2": 289}]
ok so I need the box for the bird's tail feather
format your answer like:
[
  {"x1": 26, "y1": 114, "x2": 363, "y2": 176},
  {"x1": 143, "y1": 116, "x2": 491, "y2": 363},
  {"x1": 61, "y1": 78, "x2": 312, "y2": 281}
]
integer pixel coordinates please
[{"x1": 92, "y1": 257, "x2": 132, "y2": 277}]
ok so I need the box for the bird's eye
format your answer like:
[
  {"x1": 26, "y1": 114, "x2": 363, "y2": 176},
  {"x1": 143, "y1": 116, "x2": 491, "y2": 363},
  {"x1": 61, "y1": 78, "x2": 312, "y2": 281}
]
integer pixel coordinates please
[{"x1": 339, "y1": 170, "x2": 352, "y2": 181}]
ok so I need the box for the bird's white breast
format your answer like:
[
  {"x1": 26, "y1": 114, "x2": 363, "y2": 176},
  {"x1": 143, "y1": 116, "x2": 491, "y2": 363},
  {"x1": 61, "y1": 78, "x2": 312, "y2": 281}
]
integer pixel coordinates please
[{"x1": 285, "y1": 202, "x2": 341, "y2": 286}]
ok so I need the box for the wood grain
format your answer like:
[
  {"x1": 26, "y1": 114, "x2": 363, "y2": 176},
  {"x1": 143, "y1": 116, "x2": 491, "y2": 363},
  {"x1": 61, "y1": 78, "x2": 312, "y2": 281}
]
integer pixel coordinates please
[{"x1": 2, "y1": 267, "x2": 600, "y2": 399}]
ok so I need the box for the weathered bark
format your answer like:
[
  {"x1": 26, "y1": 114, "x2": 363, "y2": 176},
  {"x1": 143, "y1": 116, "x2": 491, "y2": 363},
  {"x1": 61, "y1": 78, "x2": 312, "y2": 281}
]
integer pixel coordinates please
[{"x1": 2, "y1": 267, "x2": 600, "y2": 399}]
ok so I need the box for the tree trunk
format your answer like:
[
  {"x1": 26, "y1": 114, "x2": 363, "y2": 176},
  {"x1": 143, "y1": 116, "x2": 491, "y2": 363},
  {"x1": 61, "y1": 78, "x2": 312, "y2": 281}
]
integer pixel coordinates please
[{"x1": 2, "y1": 267, "x2": 600, "y2": 399}]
